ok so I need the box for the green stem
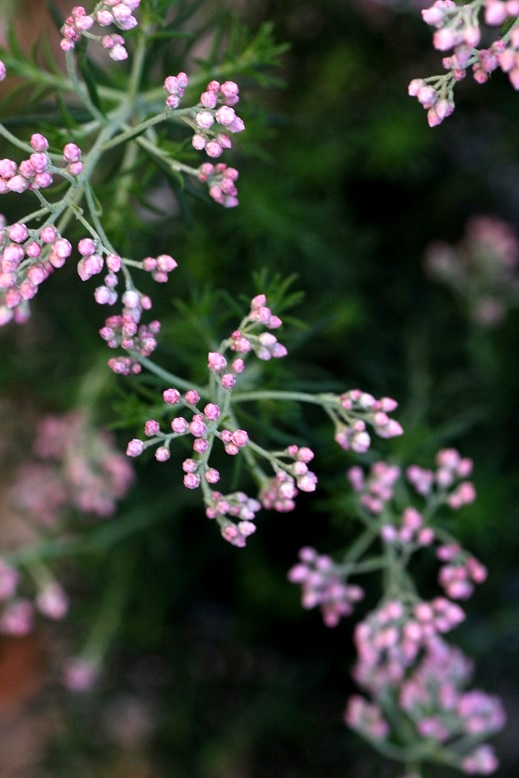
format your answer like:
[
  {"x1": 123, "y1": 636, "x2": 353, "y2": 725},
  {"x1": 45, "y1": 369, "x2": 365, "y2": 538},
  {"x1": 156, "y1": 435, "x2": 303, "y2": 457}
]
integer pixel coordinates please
[
  {"x1": 127, "y1": 29, "x2": 147, "y2": 102},
  {"x1": 137, "y1": 355, "x2": 207, "y2": 395},
  {"x1": 4, "y1": 499, "x2": 170, "y2": 568},
  {"x1": 346, "y1": 557, "x2": 387, "y2": 575},
  {"x1": 101, "y1": 110, "x2": 170, "y2": 151},
  {"x1": 84, "y1": 181, "x2": 117, "y2": 252},
  {"x1": 0, "y1": 50, "x2": 122, "y2": 102},
  {"x1": 233, "y1": 389, "x2": 331, "y2": 406},
  {"x1": 135, "y1": 132, "x2": 200, "y2": 178},
  {"x1": 0, "y1": 121, "x2": 35, "y2": 152},
  {"x1": 338, "y1": 525, "x2": 381, "y2": 571},
  {"x1": 81, "y1": 551, "x2": 134, "y2": 661},
  {"x1": 65, "y1": 49, "x2": 106, "y2": 124}
]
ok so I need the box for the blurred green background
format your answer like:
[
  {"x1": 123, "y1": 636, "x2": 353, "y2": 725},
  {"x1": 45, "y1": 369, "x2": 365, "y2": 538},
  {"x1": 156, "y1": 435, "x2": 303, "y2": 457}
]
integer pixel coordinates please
[{"x1": 1, "y1": 1, "x2": 519, "y2": 776}]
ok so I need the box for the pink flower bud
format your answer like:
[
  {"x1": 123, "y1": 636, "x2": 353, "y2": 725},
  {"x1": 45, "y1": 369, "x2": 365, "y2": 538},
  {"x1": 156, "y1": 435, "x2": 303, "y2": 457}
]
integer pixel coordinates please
[
  {"x1": 184, "y1": 473, "x2": 200, "y2": 489},
  {"x1": 215, "y1": 106, "x2": 236, "y2": 126},
  {"x1": 195, "y1": 110, "x2": 215, "y2": 129},
  {"x1": 203, "y1": 403, "x2": 220, "y2": 421},
  {"x1": 205, "y1": 467, "x2": 220, "y2": 483},
  {"x1": 144, "y1": 419, "x2": 160, "y2": 436},
  {"x1": 205, "y1": 140, "x2": 223, "y2": 158},
  {"x1": 30, "y1": 133, "x2": 49, "y2": 152},
  {"x1": 163, "y1": 388, "x2": 181, "y2": 404},
  {"x1": 40, "y1": 227, "x2": 58, "y2": 243},
  {"x1": 29, "y1": 152, "x2": 49, "y2": 172},
  {"x1": 485, "y1": 2, "x2": 508, "y2": 24},
  {"x1": 231, "y1": 429, "x2": 249, "y2": 447},
  {"x1": 78, "y1": 238, "x2": 97, "y2": 256},
  {"x1": 36, "y1": 583, "x2": 69, "y2": 619},
  {"x1": 171, "y1": 417, "x2": 188, "y2": 434},
  {"x1": 155, "y1": 446, "x2": 170, "y2": 462},
  {"x1": 63, "y1": 143, "x2": 82, "y2": 162},
  {"x1": 6, "y1": 175, "x2": 28, "y2": 193},
  {"x1": 126, "y1": 439, "x2": 144, "y2": 456},
  {"x1": 221, "y1": 374, "x2": 236, "y2": 389},
  {"x1": 96, "y1": 9, "x2": 114, "y2": 25},
  {"x1": 192, "y1": 134, "x2": 206, "y2": 150}
]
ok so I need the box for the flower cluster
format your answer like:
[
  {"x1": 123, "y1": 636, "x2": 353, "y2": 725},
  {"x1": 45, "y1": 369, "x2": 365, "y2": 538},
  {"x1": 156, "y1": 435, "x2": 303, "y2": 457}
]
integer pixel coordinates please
[
  {"x1": 126, "y1": 382, "x2": 299, "y2": 546},
  {"x1": 60, "y1": 1, "x2": 141, "y2": 61},
  {"x1": 198, "y1": 162, "x2": 240, "y2": 208},
  {"x1": 122, "y1": 290, "x2": 407, "y2": 546},
  {"x1": 331, "y1": 390, "x2": 403, "y2": 454},
  {"x1": 94, "y1": 255, "x2": 177, "y2": 373},
  {"x1": 189, "y1": 80, "x2": 245, "y2": 159},
  {"x1": 346, "y1": 449, "x2": 477, "y2": 553},
  {"x1": 126, "y1": 387, "x2": 250, "y2": 472},
  {"x1": 10, "y1": 410, "x2": 135, "y2": 523},
  {"x1": 292, "y1": 450, "x2": 480, "y2": 627},
  {"x1": 204, "y1": 491, "x2": 261, "y2": 547},
  {"x1": 1, "y1": 410, "x2": 134, "y2": 640},
  {"x1": 1, "y1": 219, "x2": 72, "y2": 325},
  {"x1": 164, "y1": 75, "x2": 245, "y2": 159},
  {"x1": 162, "y1": 75, "x2": 245, "y2": 204},
  {"x1": 425, "y1": 215, "x2": 519, "y2": 326},
  {"x1": 101, "y1": 312, "x2": 160, "y2": 375},
  {"x1": 437, "y1": 542, "x2": 487, "y2": 599},
  {"x1": 289, "y1": 446, "x2": 503, "y2": 773},
  {"x1": 0, "y1": 560, "x2": 70, "y2": 637},
  {"x1": 288, "y1": 547, "x2": 364, "y2": 627},
  {"x1": 407, "y1": 447, "x2": 476, "y2": 508},
  {"x1": 410, "y1": 0, "x2": 519, "y2": 125},
  {"x1": 347, "y1": 460, "x2": 401, "y2": 514},
  {"x1": 124, "y1": 295, "x2": 324, "y2": 545},
  {"x1": 225, "y1": 293, "x2": 286, "y2": 359},
  {"x1": 0, "y1": 134, "x2": 88, "y2": 323},
  {"x1": 258, "y1": 444, "x2": 318, "y2": 506},
  {"x1": 346, "y1": 600, "x2": 505, "y2": 774},
  {"x1": 352, "y1": 598, "x2": 466, "y2": 692},
  {"x1": 204, "y1": 446, "x2": 316, "y2": 547},
  {"x1": 0, "y1": 135, "x2": 82, "y2": 195},
  {"x1": 163, "y1": 72, "x2": 189, "y2": 109}
]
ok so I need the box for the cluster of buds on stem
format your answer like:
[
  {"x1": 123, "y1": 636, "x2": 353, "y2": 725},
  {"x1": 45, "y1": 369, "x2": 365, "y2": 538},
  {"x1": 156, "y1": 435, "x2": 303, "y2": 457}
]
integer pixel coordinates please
[
  {"x1": 162, "y1": 75, "x2": 245, "y2": 206},
  {"x1": 289, "y1": 447, "x2": 503, "y2": 772},
  {"x1": 0, "y1": 134, "x2": 87, "y2": 324},
  {"x1": 163, "y1": 76, "x2": 245, "y2": 159},
  {"x1": 198, "y1": 163, "x2": 240, "y2": 208},
  {"x1": 11, "y1": 410, "x2": 135, "y2": 523},
  {"x1": 100, "y1": 298, "x2": 160, "y2": 375},
  {"x1": 124, "y1": 295, "x2": 319, "y2": 545},
  {"x1": 425, "y1": 215, "x2": 519, "y2": 326},
  {"x1": 346, "y1": 600, "x2": 505, "y2": 774},
  {"x1": 1, "y1": 219, "x2": 72, "y2": 325},
  {"x1": 329, "y1": 389, "x2": 403, "y2": 453},
  {"x1": 0, "y1": 135, "x2": 82, "y2": 195},
  {"x1": 91, "y1": 249, "x2": 177, "y2": 373},
  {"x1": 122, "y1": 292, "x2": 408, "y2": 544},
  {"x1": 1, "y1": 410, "x2": 135, "y2": 639},
  {"x1": 60, "y1": 1, "x2": 141, "y2": 61},
  {"x1": 410, "y1": 0, "x2": 519, "y2": 125},
  {"x1": 0, "y1": 558, "x2": 69, "y2": 637},
  {"x1": 288, "y1": 547, "x2": 364, "y2": 626},
  {"x1": 126, "y1": 386, "x2": 318, "y2": 545}
]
